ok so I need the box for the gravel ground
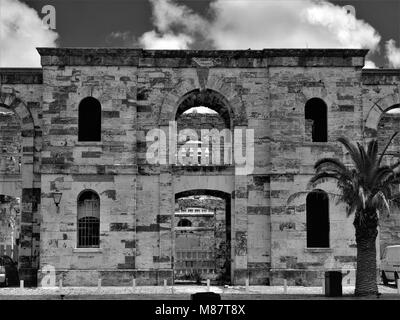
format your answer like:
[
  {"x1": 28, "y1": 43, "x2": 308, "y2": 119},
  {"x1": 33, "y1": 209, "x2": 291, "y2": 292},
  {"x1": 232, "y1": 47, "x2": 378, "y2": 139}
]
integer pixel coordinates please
[{"x1": 0, "y1": 284, "x2": 398, "y2": 298}]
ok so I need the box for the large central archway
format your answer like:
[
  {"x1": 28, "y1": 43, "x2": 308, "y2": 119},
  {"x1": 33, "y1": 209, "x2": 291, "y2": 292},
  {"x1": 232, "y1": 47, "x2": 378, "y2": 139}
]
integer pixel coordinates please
[
  {"x1": 174, "y1": 189, "x2": 231, "y2": 285},
  {"x1": 0, "y1": 90, "x2": 39, "y2": 286},
  {"x1": 167, "y1": 86, "x2": 245, "y2": 285},
  {"x1": 376, "y1": 104, "x2": 400, "y2": 259},
  {"x1": 0, "y1": 106, "x2": 22, "y2": 263}
]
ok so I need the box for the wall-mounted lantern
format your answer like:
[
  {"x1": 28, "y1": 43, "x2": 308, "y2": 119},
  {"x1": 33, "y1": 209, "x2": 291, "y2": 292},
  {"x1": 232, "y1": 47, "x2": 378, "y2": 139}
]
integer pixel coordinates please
[{"x1": 52, "y1": 190, "x2": 62, "y2": 212}]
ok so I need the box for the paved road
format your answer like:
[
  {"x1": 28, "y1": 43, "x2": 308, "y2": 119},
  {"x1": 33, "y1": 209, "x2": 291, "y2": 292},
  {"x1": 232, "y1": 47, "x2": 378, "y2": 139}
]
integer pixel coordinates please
[
  {"x1": 0, "y1": 284, "x2": 398, "y2": 300},
  {"x1": 0, "y1": 293, "x2": 399, "y2": 300}
]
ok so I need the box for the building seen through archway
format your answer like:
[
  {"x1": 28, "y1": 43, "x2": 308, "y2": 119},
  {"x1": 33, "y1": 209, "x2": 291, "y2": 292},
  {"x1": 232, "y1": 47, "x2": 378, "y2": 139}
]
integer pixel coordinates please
[
  {"x1": 174, "y1": 193, "x2": 230, "y2": 285},
  {"x1": 0, "y1": 106, "x2": 22, "y2": 261}
]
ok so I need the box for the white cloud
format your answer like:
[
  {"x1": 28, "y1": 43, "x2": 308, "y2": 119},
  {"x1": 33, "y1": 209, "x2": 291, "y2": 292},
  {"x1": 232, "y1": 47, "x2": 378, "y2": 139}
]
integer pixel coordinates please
[
  {"x1": 385, "y1": 39, "x2": 400, "y2": 68},
  {"x1": 363, "y1": 60, "x2": 377, "y2": 69},
  {"x1": 139, "y1": 0, "x2": 381, "y2": 65},
  {"x1": 139, "y1": 31, "x2": 192, "y2": 49},
  {"x1": 105, "y1": 31, "x2": 138, "y2": 47},
  {"x1": 0, "y1": 0, "x2": 58, "y2": 67},
  {"x1": 148, "y1": 0, "x2": 206, "y2": 34},
  {"x1": 209, "y1": 0, "x2": 381, "y2": 49},
  {"x1": 105, "y1": 0, "x2": 386, "y2": 70},
  {"x1": 108, "y1": 31, "x2": 132, "y2": 42},
  {"x1": 301, "y1": 2, "x2": 380, "y2": 51},
  {"x1": 137, "y1": 0, "x2": 206, "y2": 49}
]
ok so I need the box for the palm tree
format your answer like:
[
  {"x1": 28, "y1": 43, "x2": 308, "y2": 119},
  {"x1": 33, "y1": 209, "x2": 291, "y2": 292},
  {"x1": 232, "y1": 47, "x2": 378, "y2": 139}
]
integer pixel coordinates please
[{"x1": 310, "y1": 133, "x2": 400, "y2": 296}]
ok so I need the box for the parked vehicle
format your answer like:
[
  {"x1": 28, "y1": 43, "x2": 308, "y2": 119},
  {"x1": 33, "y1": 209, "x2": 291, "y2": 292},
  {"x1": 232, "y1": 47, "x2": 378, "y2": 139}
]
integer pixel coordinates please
[
  {"x1": 381, "y1": 245, "x2": 400, "y2": 287},
  {"x1": 0, "y1": 255, "x2": 19, "y2": 287}
]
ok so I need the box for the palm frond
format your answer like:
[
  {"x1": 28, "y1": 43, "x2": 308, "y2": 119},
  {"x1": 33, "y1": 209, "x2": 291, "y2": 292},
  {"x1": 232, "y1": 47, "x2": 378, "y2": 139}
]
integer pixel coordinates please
[
  {"x1": 359, "y1": 186, "x2": 367, "y2": 210},
  {"x1": 367, "y1": 139, "x2": 378, "y2": 162},
  {"x1": 286, "y1": 190, "x2": 342, "y2": 205},
  {"x1": 286, "y1": 191, "x2": 309, "y2": 204},
  {"x1": 378, "y1": 132, "x2": 399, "y2": 166},
  {"x1": 308, "y1": 172, "x2": 341, "y2": 188},
  {"x1": 373, "y1": 192, "x2": 391, "y2": 214},
  {"x1": 337, "y1": 137, "x2": 363, "y2": 170},
  {"x1": 314, "y1": 158, "x2": 347, "y2": 172},
  {"x1": 311, "y1": 134, "x2": 400, "y2": 226}
]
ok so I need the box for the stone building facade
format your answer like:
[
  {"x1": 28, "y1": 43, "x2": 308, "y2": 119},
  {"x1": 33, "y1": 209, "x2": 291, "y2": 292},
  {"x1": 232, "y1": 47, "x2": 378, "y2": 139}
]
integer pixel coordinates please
[{"x1": 0, "y1": 48, "x2": 400, "y2": 286}]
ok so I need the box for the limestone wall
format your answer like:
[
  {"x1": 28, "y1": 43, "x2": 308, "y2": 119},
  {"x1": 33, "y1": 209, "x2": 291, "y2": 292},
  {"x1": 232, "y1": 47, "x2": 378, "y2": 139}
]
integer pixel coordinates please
[
  {"x1": 37, "y1": 65, "x2": 138, "y2": 285},
  {"x1": 0, "y1": 111, "x2": 21, "y2": 174},
  {"x1": 376, "y1": 112, "x2": 400, "y2": 256},
  {"x1": 1, "y1": 70, "x2": 43, "y2": 285},
  {"x1": 1, "y1": 49, "x2": 400, "y2": 286}
]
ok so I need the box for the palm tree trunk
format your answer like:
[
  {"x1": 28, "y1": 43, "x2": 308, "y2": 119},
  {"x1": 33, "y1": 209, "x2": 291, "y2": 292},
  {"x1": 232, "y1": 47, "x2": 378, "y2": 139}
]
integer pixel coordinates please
[{"x1": 354, "y1": 225, "x2": 378, "y2": 296}]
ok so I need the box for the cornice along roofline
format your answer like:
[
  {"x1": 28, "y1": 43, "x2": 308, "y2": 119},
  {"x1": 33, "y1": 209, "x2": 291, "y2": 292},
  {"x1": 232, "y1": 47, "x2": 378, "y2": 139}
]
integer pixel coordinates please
[{"x1": 35, "y1": 47, "x2": 369, "y2": 68}]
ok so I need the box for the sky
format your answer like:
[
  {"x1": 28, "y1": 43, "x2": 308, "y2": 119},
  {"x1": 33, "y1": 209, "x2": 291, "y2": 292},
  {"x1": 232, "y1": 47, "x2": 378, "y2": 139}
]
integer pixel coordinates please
[{"x1": 0, "y1": 0, "x2": 399, "y2": 68}]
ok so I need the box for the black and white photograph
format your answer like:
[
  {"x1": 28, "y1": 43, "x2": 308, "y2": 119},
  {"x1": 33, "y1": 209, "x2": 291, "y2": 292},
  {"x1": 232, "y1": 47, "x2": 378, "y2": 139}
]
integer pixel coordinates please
[{"x1": 0, "y1": 0, "x2": 400, "y2": 314}]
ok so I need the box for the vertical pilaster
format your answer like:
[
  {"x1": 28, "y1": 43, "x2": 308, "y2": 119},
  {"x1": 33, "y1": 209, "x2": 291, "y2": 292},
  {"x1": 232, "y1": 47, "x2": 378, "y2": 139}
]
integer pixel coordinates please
[{"x1": 233, "y1": 175, "x2": 248, "y2": 284}]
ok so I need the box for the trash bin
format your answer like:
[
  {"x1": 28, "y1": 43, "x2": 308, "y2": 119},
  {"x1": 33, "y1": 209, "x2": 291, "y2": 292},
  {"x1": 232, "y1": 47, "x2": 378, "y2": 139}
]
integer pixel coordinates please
[
  {"x1": 325, "y1": 271, "x2": 342, "y2": 297},
  {"x1": 191, "y1": 292, "x2": 221, "y2": 300}
]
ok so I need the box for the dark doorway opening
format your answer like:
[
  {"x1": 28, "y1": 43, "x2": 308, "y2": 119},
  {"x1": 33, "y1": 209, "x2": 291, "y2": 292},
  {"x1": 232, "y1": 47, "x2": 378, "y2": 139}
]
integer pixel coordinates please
[
  {"x1": 306, "y1": 190, "x2": 330, "y2": 248},
  {"x1": 305, "y1": 98, "x2": 328, "y2": 142},
  {"x1": 174, "y1": 189, "x2": 231, "y2": 285},
  {"x1": 78, "y1": 97, "x2": 102, "y2": 142}
]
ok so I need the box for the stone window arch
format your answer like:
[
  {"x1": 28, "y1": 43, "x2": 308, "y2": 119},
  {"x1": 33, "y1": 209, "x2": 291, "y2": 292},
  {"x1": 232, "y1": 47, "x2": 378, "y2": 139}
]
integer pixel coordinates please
[
  {"x1": 305, "y1": 98, "x2": 328, "y2": 142},
  {"x1": 175, "y1": 89, "x2": 233, "y2": 129},
  {"x1": 306, "y1": 189, "x2": 329, "y2": 248},
  {"x1": 177, "y1": 218, "x2": 192, "y2": 227},
  {"x1": 77, "y1": 190, "x2": 100, "y2": 248},
  {"x1": 78, "y1": 97, "x2": 101, "y2": 141},
  {"x1": 174, "y1": 90, "x2": 233, "y2": 166}
]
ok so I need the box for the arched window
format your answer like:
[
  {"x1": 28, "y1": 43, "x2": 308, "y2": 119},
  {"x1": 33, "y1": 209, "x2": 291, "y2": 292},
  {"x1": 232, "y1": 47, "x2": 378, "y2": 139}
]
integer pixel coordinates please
[
  {"x1": 78, "y1": 97, "x2": 101, "y2": 141},
  {"x1": 306, "y1": 190, "x2": 329, "y2": 248},
  {"x1": 77, "y1": 190, "x2": 100, "y2": 248},
  {"x1": 175, "y1": 90, "x2": 232, "y2": 166},
  {"x1": 305, "y1": 98, "x2": 328, "y2": 142},
  {"x1": 177, "y1": 218, "x2": 192, "y2": 227}
]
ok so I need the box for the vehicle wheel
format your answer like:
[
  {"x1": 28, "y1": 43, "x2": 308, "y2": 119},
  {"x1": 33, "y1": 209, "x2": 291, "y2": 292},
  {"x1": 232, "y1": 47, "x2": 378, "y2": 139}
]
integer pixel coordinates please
[
  {"x1": 395, "y1": 273, "x2": 399, "y2": 288},
  {"x1": 382, "y1": 272, "x2": 389, "y2": 285},
  {"x1": 5, "y1": 278, "x2": 8, "y2": 287}
]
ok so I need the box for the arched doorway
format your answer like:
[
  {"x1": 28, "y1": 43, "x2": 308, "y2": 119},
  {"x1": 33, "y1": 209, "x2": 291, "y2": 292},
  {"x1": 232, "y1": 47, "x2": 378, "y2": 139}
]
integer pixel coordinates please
[
  {"x1": 377, "y1": 105, "x2": 400, "y2": 165},
  {"x1": 306, "y1": 189, "x2": 330, "y2": 248},
  {"x1": 0, "y1": 106, "x2": 22, "y2": 263},
  {"x1": 174, "y1": 189, "x2": 231, "y2": 285},
  {"x1": 171, "y1": 88, "x2": 235, "y2": 285},
  {"x1": 304, "y1": 98, "x2": 328, "y2": 142},
  {"x1": 0, "y1": 91, "x2": 38, "y2": 286},
  {"x1": 174, "y1": 89, "x2": 233, "y2": 167},
  {"x1": 376, "y1": 105, "x2": 400, "y2": 256}
]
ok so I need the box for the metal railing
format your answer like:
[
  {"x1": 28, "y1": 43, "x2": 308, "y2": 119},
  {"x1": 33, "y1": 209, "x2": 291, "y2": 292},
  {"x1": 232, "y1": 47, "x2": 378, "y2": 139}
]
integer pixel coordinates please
[
  {"x1": 174, "y1": 146, "x2": 232, "y2": 166},
  {"x1": 174, "y1": 249, "x2": 216, "y2": 276}
]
